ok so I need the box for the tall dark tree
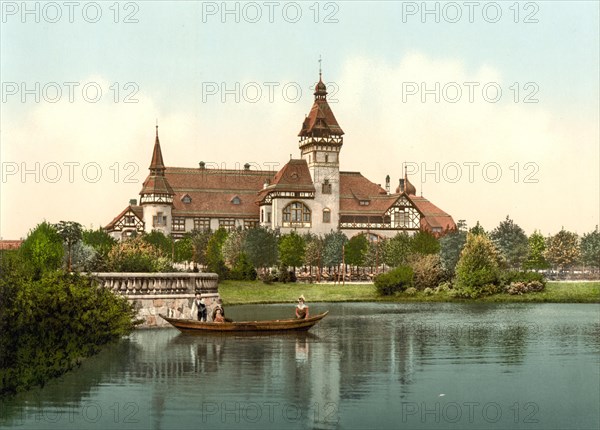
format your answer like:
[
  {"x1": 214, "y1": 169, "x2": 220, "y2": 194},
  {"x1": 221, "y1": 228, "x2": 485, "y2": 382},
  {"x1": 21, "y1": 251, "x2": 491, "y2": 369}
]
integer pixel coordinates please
[
  {"x1": 344, "y1": 234, "x2": 369, "y2": 270},
  {"x1": 469, "y1": 221, "x2": 486, "y2": 236},
  {"x1": 489, "y1": 216, "x2": 529, "y2": 269},
  {"x1": 411, "y1": 230, "x2": 440, "y2": 256},
  {"x1": 243, "y1": 227, "x2": 278, "y2": 271},
  {"x1": 322, "y1": 231, "x2": 347, "y2": 268},
  {"x1": 439, "y1": 220, "x2": 467, "y2": 275},
  {"x1": 54, "y1": 221, "x2": 83, "y2": 271},
  {"x1": 580, "y1": 226, "x2": 600, "y2": 269},
  {"x1": 303, "y1": 234, "x2": 324, "y2": 280}
]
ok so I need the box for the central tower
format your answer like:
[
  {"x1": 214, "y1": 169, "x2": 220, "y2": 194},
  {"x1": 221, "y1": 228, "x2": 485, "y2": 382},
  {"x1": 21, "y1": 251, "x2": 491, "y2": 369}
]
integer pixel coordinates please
[{"x1": 298, "y1": 71, "x2": 344, "y2": 232}]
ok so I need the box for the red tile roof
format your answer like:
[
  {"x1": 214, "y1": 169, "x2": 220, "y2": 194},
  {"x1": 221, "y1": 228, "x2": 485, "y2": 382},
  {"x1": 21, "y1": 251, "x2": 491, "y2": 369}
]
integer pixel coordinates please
[
  {"x1": 166, "y1": 167, "x2": 271, "y2": 218},
  {"x1": 410, "y1": 196, "x2": 456, "y2": 231},
  {"x1": 0, "y1": 240, "x2": 23, "y2": 250},
  {"x1": 340, "y1": 172, "x2": 395, "y2": 214},
  {"x1": 257, "y1": 159, "x2": 315, "y2": 203}
]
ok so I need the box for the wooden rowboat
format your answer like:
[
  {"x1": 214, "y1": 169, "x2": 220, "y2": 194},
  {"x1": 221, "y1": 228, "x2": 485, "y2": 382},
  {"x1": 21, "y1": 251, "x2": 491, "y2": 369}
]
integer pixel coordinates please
[{"x1": 159, "y1": 311, "x2": 329, "y2": 333}]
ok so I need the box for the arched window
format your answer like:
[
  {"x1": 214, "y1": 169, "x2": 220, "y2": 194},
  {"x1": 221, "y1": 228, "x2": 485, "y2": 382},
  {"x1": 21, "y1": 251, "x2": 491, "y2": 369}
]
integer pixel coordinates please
[
  {"x1": 323, "y1": 208, "x2": 331, "y2": 223},
  {"x1": 282, "y1": 201, "x2": 311, "y2": 226}
]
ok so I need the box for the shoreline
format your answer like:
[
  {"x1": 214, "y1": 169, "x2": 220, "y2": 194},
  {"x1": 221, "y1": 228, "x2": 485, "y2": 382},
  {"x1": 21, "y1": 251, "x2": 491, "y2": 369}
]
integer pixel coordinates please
[{"x1": 218, "y1": 280, "x2": 600, "y2": 305}]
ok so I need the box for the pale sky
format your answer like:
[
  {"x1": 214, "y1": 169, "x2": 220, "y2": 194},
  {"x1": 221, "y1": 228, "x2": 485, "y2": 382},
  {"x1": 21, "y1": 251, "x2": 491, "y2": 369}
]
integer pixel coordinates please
[{"x1": 1, "y1": 1, "x2": 599, "y2": 239}]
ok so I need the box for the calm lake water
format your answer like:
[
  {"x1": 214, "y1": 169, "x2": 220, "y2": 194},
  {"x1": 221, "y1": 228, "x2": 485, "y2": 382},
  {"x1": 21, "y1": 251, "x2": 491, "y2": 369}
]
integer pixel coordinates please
[{"x1": 1, "y1": 303, "x2": 599, "y2": 430}]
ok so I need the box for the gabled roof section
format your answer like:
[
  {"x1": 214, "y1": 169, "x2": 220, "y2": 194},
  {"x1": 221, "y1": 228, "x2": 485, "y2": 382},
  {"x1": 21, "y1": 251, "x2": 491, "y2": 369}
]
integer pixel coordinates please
[
  {"x1": 298, "y1": 75, "x2": 344, "y2": 138},
  {"x1": 256, "y1": 159, "x2": 315, "y2": 203},
  {"x1": 105, "y1": 205, "x2": 143, "y2": 230},
  {"x1": 340, "y1": 172, "x2": 395, "y2": 214},
  {"x1": 410, "y1": 195, "x2": 456, "y2": 231}
]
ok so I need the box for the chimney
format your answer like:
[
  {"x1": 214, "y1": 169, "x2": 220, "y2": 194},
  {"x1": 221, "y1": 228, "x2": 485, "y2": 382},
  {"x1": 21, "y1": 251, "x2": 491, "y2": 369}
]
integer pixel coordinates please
[
  {"x1": 399, "y1": 179, "x2": 405, "y2": 193},
  {"x1": 129, "y1": 199, "x2": 137, "y2": 206},
  {"x1": 263, "y1": 178, "x2": 271, "y2": 189},
  {"x1": 199, "y1": 161, "x2": 206, "y2": 169},
  {"x1": 385, "y1": 175, "x2": 390, "y2": 194},
  {"x1": 244, "y1": 163, "x2": 250, "y2": 171}
]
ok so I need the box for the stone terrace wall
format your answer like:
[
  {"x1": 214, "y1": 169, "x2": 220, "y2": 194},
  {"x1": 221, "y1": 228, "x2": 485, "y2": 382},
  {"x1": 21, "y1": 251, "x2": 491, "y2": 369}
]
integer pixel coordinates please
[{"x1": 93, "y1": 273, "x2": 220, "y2": 328}]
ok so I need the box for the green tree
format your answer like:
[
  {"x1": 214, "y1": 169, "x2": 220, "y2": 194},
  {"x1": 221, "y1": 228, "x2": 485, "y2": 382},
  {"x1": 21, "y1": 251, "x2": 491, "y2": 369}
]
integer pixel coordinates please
[
  {"x1": 580, "y1": 226, "x2": 600, "y2": 269},
  {"x1": 344, "y1": 234, "x2": 369, "y2": 269},
  {"x1": 54, "y1": 221, "x2": 83, "y2": 272},
  {"x1": 411, "y1": 230, "x2": 440, "y2": 255},
  {"x1": 489, "y1": 215, "x2": 529, "y2": 269},
  {"x1": 303, "y1": 234, "x2": 324, "y2": 280},
  {"x1": 243, "y1": 227, "x2": 278, "y2": 271},
  {"x1": 174, "y1": 235, "x2": 194, "y2": 263},
  {"x1": 439, "y1": 220, "x2": 467, "y2": 275},
  {"x1": 82, "y1": 228, "x2": 117, "y2": 270},
  {"x1": 469, "y1": 221, "x2": 486, "y2": 236},
  {"x1": 322, "y1": 231, "x2": 347, "y2": 268},
  {"x1": 142, "y1": 231, "x2": 173, "y2": 258},
  {"x1": 19, "y1": 222, "x2": 64, "y2": 279},
  {"x1": 384, "y1": 233, "x2": 412, "y2": 267},
  {"x1": 545, "y1": 229, "x2": 580, "y2": 271},
  {"x1": 189, "y1": 229, "x2": 212, "y2": 267},
  {"x1": 206, "y1": 229, "x2": 229, "y2": 279},
  {"x1": 523, "y1": 230, "x2": 549, "y2": 270},
  {"x1": 222, "y1": 228, "x2": 245, "y2": 268},
  {"x1": 364, "y1": 237, "x2": 386, "y2": 271},
  {"x1": 279, "y1": 231, "x2": 306, "y2": 272},
  {"x1": 454, "y1": 233, "x2": 501, "y2": 298}
]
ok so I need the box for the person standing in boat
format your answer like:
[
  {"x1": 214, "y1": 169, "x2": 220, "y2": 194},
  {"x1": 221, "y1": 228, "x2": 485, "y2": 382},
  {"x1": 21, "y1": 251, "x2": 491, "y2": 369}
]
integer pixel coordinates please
[
  {"x1": 296, "y1": 295, "x2": 309, "y2": 319},
  {"x1": 191, "y1": 293, "x2": 207, "y2": 322}
]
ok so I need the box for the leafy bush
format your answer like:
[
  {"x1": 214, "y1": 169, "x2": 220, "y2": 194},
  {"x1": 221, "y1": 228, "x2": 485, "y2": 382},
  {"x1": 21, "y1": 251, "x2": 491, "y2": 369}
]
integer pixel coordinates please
[
  {"x1": 423, "y1": 287, "x2": 433, "y2": 295},
  {"x1": 502, "y1": 271, "x2": 546, "y2": 295},
  {"x1": 0, "y1": 269, "x2": 139, "y2": 395},
  {"x1": 409, "y1": 254, "x2": 445, "y2": 291},
  {"x1": 501, "y1": 270, "x2": 546, "y2": 286},
  {"x1": 375, "y1": 265, "x2": 414, "y2": 296},
  {"x1": 435, "y1": 281, "x2": 452, "y2": 294},
  {"x1": 404, "y1": 287, "x2": 417, "y2": 296},
  {"x1": 107, "y1": 237, "x2": 173, "y2": 272},
  {"x1": 454, "y1": 233, "x2": 501, "y2": 298},
  {"x1": 504, "y1": 281, "x2": 545, "y2": 295}
]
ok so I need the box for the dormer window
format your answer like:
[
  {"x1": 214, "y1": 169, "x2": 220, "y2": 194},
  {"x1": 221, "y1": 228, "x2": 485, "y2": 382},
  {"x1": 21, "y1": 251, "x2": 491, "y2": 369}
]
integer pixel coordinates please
[
  {"x1": 181, "y1": 194, "x2": 192, "y2": 204},
  {"x1": 231, "y1": 196, "x2": 241, "y2": 205},
  {"x1": 359, "y1": 200, "x2": 370, "y2": 206}
]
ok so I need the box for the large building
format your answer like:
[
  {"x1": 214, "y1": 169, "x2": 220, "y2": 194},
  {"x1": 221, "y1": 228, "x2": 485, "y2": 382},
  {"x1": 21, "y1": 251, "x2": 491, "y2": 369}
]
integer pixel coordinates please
[{"x1": 105, "y1": 73, "x2": 455, "y2": 240}]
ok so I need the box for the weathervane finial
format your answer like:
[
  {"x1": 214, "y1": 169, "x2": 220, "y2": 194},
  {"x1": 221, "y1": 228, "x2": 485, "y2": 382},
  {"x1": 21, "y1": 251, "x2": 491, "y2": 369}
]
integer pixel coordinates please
[{"x1": 318, "y1": 55, "x2": 322, "y2": 79}]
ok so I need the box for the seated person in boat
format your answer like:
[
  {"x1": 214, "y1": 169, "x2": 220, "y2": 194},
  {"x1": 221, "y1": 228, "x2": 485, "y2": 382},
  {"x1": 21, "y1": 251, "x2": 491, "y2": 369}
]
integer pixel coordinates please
[
  {"x1": 213, "y1": 308, "x2": 225, "y2": 323},
  {"x1": 212, "y1": 304, "x2": 225, "y2": 321},
  {"x1": 295, "y1": 295, "x2": 309, "y2": 319},
  {"x1": 190, "y1": 294, "x2": 207, "y2": 321}
]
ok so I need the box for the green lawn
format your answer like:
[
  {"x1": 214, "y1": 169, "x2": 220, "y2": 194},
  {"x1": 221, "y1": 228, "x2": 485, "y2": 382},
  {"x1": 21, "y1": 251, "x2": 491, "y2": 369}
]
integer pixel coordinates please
[{"x1": 218, "y1": 280, "x2": 600, "y2": 305}]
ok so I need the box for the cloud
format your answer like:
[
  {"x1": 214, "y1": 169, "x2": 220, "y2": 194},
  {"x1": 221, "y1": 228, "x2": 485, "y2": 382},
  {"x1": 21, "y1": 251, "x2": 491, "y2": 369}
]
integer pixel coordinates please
[{"x1": 1, "y1": 55, "x2": 598, "y2": 239}]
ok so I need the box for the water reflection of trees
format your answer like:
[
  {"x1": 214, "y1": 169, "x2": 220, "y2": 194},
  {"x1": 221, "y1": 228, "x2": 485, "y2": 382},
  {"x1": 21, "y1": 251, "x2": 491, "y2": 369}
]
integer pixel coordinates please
[{"x1": 0, "y1": 337, "x2": 141, "y2": 426}]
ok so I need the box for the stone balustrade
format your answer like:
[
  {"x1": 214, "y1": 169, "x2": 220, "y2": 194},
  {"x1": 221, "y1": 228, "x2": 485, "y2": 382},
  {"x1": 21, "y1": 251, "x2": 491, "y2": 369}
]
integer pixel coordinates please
[
  {"x1": 92, "y1": 272, "x2": 220, "y2": 328},
  {"x1": 92, "y1": 272, "x2": 218, "y2": 297}
]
